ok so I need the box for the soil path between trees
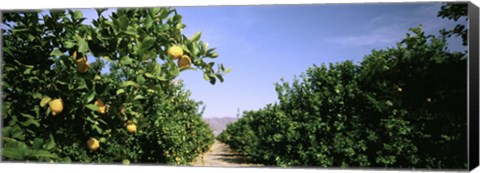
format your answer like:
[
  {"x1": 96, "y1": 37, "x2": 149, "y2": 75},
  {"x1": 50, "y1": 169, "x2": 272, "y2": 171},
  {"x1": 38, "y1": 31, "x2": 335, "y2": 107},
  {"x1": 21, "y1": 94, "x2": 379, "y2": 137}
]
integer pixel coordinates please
[{"x1": 191, "y1": 140, "x2": 263, "y2": 167}]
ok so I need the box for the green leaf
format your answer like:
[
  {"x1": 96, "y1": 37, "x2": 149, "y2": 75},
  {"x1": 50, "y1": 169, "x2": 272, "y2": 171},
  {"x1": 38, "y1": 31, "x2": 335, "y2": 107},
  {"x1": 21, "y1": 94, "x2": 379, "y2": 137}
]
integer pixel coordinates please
[
  {"x1": 96, "y1": 8, "x2": 107, "y2": 16},
  {"x1": 100, "y1": 56, "x2": 113, "y2": 62},
  {"x1": 211, "y1": 52, "x2": 219, "y2": 58},
  {"x1": 50, "y1": 49, "x2": 64, "y2": 57},
  {"x1": 33, "y1": 138, "x2": 44, "y2": 149},
  {"x1": 85, "y1": 116, "x2": 96, "y2": 124},
  {"x1": 120, "y1": 56, "x2": 133, "y2": 65},
  {"x1": 19, "y1": 118, "x2": 40, "y2": 128},
  {"x1": 63, "y1": 41, "x2": 76, "y2": 49},
  {"x1": 141, "y1": 36, "x2": 155, "y2": 51},
  {"x1": 216, "y1": 74, "x2": 224, "y2": 83},
  {"x1": 44, "y1": 134, "x2": 56, "y2": 150},
  {"x1": 2, "y1": 147, "x2": 24, "y2": 160},
  {"x1": 153, "y1": 63, "x2": 162, "y2": 75},
  {"x1": 159, "y1": 9, "x2": 170, "y2": 20},
  {"x1": 121, "y1": 81, "x2": 139, "y2": 88},
  {"x1": 134, "y1": 95, "x2": 146, "y2": 100},
  {"x1": 85, "y1": 104, "x2": 99, "y2": 111},
  {"x1": 84, "y1": 90, "x2": 96, "y2": 103},
  {"x1": 40, "y1": 96, "x2": 52, "y2": 107},
  {"x1": 118, "y1": 15, "x2": 129, "y2": 30},
  {"x1": 76, "y1": 79, "x2": 88, "y2": 90},
  {"x1": 176, "y1": 23, "x2": 186, "y2": 30},
  {"x1": 98, "y1": 119, "x2": 108, "y2": 126},
  {"x1": 209, "y1": 76, "x2": 216, "y2": 85},
  {"x1": 116, "y1": 89, "x2": 125, "y2": 95},
  {"x1": 190, "y1": 32, "x2": 202, "y2": 42},
  {"x1": 131, "y1": 111, "x2": 141, "y2": 118},
  {"x1": 12, "y1": 28, "x2": 29, "y2": 33},
  {"x1": 156, "y1": 76, "x2": 167, "y2": 81},
  {"x1": 93, "y1": 125, "x2": 103, "y2": 134},
  {"x1": 73, "y1": 10, "x2": 83, "y2": 20},
  {"x1": 77, "y1": 39, "x2": 89, "y2": 53},
  {"x1": 100, "y1": 137, "x2": 107, "y2": 143},
  {"x1": 32, "y1": 150, "x2": 59, "y2": 159},
  {"x1": 124, "y1": 27, "x2": 138, "y2": 35},
  {"x1": 144, "y1": 72, "x2": 155, "y2": 78},
  {"x1": 32, "y1": 92, "x2": 42, "y2": 99},
  {"x1": 136, "y1": 75, "x2": 146, "y2": 84},
  {"x1": 225, "y1": 68, "x2": 232, "y2": 74},
  {"x1": 203, "y1": 73, "x2": 210, "y2": 81},
  {"x1": 191, "y1": 42, "x2": 199, "y2": 56}
]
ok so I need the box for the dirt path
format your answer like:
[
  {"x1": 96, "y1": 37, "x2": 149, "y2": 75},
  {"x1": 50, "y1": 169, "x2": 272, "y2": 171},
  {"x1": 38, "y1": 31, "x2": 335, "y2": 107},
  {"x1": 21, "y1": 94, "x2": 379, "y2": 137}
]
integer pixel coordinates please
[{"x1": 191, "y1": 140, "x2": 263, "y2": 167}]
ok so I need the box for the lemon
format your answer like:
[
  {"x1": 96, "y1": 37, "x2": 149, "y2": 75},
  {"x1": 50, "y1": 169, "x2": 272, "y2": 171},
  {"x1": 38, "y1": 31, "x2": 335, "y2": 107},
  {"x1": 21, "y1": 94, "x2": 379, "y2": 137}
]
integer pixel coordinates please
[
  {"x1": 76, "y1": 57, "x2": 89, "y2": 73},
  {"x1": 77, "y1": 62, "x2": 90, "y2": 73},
  {"x1": 87, "y1": 137, "x2": 100, "y2": 151},
  {"x1": 49, "y1": 98, "x2": 64, "y2": 116},
  {"x1": 167, "y1": 45, "x2": 183, "y2": 59},
  {"x1": 397, "y1": 87, "x2": 402, "y2": 92},
  {"x1": 72, "y1": 51, "x2": 77, "y2": 61},
  {"x1": 94, "y1": 99, "x2": 106, "y2": 114},
  {"x1": 177, "y1": 55, "x2": 192, "y2": 69},
  {"x1": 126, "y1": 121, "x2": 137, "y2": 134}
]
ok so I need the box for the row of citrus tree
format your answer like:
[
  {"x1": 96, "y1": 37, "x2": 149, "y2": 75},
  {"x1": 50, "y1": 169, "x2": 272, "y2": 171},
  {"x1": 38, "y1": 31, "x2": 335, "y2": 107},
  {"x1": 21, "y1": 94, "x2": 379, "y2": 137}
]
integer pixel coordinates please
[
  {"x1": 2, "y1": 8, "x2": 228, "y2": 164},
  {"x1": 218, "y1": 25, "x2": 467, "y2": 169}
]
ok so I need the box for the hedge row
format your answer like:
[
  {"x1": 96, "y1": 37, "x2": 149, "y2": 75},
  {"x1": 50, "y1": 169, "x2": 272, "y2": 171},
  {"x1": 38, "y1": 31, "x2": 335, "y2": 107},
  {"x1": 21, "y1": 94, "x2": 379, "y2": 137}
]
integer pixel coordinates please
[{"x1": 218, "y1": 26, "x2": 467, "y2": 169}]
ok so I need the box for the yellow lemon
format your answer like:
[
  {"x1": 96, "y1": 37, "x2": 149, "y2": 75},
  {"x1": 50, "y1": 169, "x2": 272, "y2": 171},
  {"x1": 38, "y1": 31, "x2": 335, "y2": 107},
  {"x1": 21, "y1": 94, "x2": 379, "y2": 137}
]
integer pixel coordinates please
[
  {"x1": 87, "y1": 137, "x2": 100, "y2": 151},
  {"x1": 72, "y1": 51, "x2": 77, "y2": 61},
  {"x1": 167, "y1": 45, "x2": 183, "y2": 59},
  {"x1": 49, "y1": 98, "x2": 64, "y2": 116},
  {"x1": 126, "y1": 121, "x2": 137, "y2": 134},
  {"x1": 94, "y1": 99, "x2": 106, "y2": 114},
  {"x1": 177, "y1": 55, "x2": 192, "y2": 69},
  {"x1": 76, "y1": 57, "x2": 90, "y2": 73}
]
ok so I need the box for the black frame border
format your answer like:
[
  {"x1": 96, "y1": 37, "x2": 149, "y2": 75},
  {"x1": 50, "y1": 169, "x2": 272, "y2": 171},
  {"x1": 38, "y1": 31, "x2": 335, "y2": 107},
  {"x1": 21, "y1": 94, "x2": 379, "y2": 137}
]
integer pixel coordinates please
[{"x1": 468, "y1": 1, "x2": 479, "y2": 171}]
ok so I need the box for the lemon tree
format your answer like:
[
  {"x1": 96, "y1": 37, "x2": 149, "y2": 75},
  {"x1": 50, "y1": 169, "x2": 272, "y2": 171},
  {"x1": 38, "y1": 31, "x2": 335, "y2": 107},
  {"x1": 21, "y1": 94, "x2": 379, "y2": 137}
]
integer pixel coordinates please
[{"x1": 2, "y1": 8, "x2": 227, "y2": 164}]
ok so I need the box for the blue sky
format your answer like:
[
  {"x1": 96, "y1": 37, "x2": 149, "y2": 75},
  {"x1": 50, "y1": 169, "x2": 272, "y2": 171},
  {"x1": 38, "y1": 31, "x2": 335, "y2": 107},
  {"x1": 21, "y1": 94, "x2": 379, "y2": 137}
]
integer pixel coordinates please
[{"x1": 32, "y1": 3, "x2": 466, "y2": 118}]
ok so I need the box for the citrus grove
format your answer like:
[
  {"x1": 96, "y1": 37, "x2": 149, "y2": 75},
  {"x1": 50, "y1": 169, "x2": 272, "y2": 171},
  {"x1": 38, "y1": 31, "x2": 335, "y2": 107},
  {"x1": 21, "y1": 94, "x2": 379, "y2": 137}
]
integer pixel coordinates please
[
  {"x1": 218, "y1": 25, "x2": 467, "y2": 169},
  {"x1": 2, "y1": 8, "x2": 229, "y2": 164}
]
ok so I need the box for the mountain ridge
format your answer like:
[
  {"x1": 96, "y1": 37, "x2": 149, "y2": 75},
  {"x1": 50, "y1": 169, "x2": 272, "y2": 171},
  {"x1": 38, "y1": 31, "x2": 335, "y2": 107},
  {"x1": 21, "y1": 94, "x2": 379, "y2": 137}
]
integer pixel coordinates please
[{"x1": 203, "y1": 117, "x2": 238, "y2": 136}]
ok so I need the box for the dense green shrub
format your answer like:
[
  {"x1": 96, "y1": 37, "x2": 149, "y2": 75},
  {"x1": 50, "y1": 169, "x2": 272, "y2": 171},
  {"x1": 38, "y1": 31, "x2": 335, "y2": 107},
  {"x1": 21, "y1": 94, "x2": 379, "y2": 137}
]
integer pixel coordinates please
[{"x1": 218, "y1": 26, "x2": 467, "y2": 169}]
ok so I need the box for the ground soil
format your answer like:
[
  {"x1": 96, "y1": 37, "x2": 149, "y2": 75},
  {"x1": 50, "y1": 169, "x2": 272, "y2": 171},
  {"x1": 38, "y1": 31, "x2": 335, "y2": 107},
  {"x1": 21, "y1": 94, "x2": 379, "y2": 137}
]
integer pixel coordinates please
[{"x1": 191, "y1": 140, "x2": 263, "y2": 167}]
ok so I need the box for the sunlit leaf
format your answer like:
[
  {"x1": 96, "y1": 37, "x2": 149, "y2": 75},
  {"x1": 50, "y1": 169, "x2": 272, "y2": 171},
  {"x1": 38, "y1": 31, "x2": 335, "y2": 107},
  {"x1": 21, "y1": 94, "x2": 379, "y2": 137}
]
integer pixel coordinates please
[
  {"x1": 190, "y1": 32, "x2": 201, "y2": 42},
  {"x1": 40, "y1": 96, "x2": 51, "y2": 107},
  {"x1": 85, "y1": 104, "x2": 99, "y2": 111},
  {"x1": 116, "y1": 89, "x2": 125, "y2": 95},
  {"x1": 84, "y1": 90, "x2": 96, "y2": 103},
  {"x1": 144, "y1": 72, "x2": 155, "y2": 78},
  {"x1": 224, "y1": 68, "x2": 232, "y2": 74}
]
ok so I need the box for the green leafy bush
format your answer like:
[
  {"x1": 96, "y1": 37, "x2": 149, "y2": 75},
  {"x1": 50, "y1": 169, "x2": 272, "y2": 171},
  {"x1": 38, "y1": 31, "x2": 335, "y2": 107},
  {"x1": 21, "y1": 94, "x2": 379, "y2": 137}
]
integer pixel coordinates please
[
  {"x1": 2, "y1": 8, "x2": 225, "y2": 164},
  {"x1": 218, "y1": 26, "x2": 467, "y2": 169}
]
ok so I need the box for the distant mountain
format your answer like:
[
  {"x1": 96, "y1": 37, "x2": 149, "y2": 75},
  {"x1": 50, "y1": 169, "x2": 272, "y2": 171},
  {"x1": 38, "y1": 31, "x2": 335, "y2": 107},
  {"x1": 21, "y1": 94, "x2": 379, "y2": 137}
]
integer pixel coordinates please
[{"x1": 203, "y1": 117, "x2": 238, "y2": 136}]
